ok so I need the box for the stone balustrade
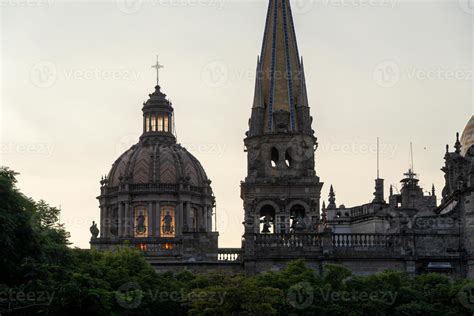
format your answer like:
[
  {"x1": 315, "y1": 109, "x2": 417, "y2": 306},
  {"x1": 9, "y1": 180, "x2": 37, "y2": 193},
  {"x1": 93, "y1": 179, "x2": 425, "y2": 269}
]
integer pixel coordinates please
[
  {"x1": 332, "y1": 233, "x2": 400, "y2": 248},
  {"x1": 218, "y1": 248, "x2": 242, "y2": 262}
]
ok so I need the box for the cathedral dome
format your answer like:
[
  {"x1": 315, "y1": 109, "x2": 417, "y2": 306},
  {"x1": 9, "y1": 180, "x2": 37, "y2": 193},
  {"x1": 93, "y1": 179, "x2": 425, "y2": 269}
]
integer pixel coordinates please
[
  {"x1": 107, "y1": 141, "x2": 212, "y2": 190},
  {"x1": 461, "y1": 115, "x2": 474, "y2": 156},
  {"x1": 101, "y1": 84, "x2": 213, "y2": 195}
]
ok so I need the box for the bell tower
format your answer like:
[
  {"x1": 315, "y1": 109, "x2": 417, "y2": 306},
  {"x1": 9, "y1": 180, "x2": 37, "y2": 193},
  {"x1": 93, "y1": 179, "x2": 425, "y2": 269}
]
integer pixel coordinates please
[{"x1": 241, "y1": 0, "x2": 323, "y2": 265}]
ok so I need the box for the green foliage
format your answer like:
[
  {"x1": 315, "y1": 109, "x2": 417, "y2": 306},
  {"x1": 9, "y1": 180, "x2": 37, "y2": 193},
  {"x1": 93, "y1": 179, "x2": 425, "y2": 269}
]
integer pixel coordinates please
[{"x1": 1, "y1": 166, "x2": 474, "y2": 315}]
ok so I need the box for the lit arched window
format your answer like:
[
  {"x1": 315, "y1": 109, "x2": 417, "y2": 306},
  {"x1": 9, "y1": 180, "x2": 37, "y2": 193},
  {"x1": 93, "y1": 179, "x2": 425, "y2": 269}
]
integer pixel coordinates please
[
  {"x1": 161, "y1": 206, "x2": 175, "y2": 237},
  {"x1": 134, "y1": 206, "x2": 148, "y2": 237},
  {"x1": 145, "y1": 115, "x2": 150, "y2": 132},
  {"x1": 158, "y1": 115, "x2": 164, "y2": 132},
  {"x1": 164, "y1": 115, "x2": 169, "y2": 132},
  {"x1": 151, "y1": 115, "x2": 157, "y2": 132}
]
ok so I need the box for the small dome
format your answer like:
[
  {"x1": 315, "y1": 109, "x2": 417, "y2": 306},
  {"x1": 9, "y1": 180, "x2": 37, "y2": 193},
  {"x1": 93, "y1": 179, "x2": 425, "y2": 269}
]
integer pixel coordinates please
[
  {"x1": 461, "y1": 115, "x2": 474, "y2": 156},
  {"x1": 107, "y1": 140, "x2": 211, "y2": 190}
]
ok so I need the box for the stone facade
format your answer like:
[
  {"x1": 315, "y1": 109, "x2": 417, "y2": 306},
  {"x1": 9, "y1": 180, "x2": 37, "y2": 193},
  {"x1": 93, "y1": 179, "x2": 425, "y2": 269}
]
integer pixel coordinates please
[{"x1": 91, "y1": 0, "x2": 474, "y2": 279}]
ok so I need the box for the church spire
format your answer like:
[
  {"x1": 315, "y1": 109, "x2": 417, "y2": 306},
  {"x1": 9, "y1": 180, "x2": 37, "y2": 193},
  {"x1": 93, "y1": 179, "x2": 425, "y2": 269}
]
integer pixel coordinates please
[{"x1": 248, "y1": 0, "x2": 311, "y2": 136}]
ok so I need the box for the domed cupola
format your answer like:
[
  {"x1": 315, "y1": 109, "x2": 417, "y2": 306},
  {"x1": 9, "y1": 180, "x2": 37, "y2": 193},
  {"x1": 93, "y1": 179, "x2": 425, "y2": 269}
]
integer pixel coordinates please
[
  {"x1": 140, "y1": 85, "x2": 176, "y2": 144},
  {"x1": 461, "y1": 115, "x2": 474, "y2": 156},
  {"x1": 92, "y1": 61, "x2": 218, "y2": 263}
]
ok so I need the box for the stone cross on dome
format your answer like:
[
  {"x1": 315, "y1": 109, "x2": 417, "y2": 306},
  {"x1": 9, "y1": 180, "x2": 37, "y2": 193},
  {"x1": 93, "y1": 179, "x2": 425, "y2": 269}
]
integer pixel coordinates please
[{"x1": 151, "y1": 55, "x2": 164, "y2": 85}]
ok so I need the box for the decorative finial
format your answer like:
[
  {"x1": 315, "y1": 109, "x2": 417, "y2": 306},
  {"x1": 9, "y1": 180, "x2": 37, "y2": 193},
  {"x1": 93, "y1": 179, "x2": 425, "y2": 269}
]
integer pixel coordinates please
[
  {"x1": 455, "y1": 132, "x2": 462, "y2": 154},
  {"x1": 390, "y1": 185, "x2": 393, "y2": 196},
  {"x1": 328, "y1": 185, "x2": 336, "y2": 209},
  {"x1": 151, "y1": 55, "x2": 164, "y2": 86},
  {"x1": 432, "y1": 184, "x2": 436, "y2": 196}
]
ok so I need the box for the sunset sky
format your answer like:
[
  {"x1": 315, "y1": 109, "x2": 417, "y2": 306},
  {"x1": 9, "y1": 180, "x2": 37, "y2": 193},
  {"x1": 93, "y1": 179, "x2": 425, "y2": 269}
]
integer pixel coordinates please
[{"x1": 1, "y1": 0, "x2": 472, "y2": 248}]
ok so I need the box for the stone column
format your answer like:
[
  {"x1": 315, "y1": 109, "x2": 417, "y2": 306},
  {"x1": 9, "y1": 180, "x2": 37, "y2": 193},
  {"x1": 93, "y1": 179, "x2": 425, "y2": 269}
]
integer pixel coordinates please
[
  {"x1": 118, "y1": 203, "x2": 124, "y2": 237},
  {"x1": 177, "y1": 202, "x2": 183, "y2": 235},
  {"x1": 208, "y1": 206, "x2": 213, "y2": 232},
  {"x1": 202, "y1": 206, "x2": 208, "y2": 232},
  {"x1": 124, "y1": 203, "x2": 131, "y2": 237},
  {"x1": 99, "y1": 206, "x2": 106, "y2": 237},
  {"x1": 185, "y1": 202, "x2": 191, "y2": 232},
  {"x1": 147, "y1": 202, "x2": 153, "y2": 237},
  {"x1": 155, "y1": 201, "x2": 161, "y2": 237}
]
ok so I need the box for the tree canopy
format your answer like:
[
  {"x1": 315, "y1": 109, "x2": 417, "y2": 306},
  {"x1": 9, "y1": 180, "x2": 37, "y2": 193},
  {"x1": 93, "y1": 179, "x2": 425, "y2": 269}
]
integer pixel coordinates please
[{"x1": 1, "y1": 166, "x2": 474, "y2": 315}]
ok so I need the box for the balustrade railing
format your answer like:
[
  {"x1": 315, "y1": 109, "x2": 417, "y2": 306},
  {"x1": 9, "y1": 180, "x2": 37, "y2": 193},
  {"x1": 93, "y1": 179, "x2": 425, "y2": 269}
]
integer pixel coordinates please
[
  {"x1": 332, "y1": 234, "x2": 399, "y2": 248},
  {"x1": 104, "y1": 183, "x2": 203, "y2": 194},
  {"x1": 218, "y1": 248, "x2": 242, "y2": 262},
  {"x1": 255, "y1": 233, "x2": 321, "y2": 248}
]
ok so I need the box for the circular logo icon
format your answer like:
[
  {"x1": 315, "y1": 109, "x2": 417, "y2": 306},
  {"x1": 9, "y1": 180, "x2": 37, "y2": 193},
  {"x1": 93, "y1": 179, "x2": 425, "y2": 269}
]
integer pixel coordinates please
[
  {"x1": 287, "y1": 282, "x2": 314, "y2": 310},
  {"x1": 116, "y1": 282, "x2": 143, "y2": 309},
  {"x1": 292, "y1": 0, "x2": 315, "y2": 15},
  {"x1": 373, "y1": 60, "x2": 400, "y2": 88},
  {"x1": 115, "y1": 0, "x2": 143, "y2": 14},
  {"x1": 458, "y1": 283, "x2": 474, "y2": 310},
  {"x1": 201, "y1": 61, "x2": 229, "y2": 88},
  {"x1": 216, "y1": 208, "x2": 230, "y2": 232},
  {"x1": 116, "y1": 134, "x2": 138, "y2": 156},
  {"x1": 459, "y1": 0, "x2": 474, "y2": 14},
  {"x1": 30, "y1": 61, "x2": 57, "y2": 88},
  {"x1": 287, "y1": 136, "x2": 315, "y2": 163}
]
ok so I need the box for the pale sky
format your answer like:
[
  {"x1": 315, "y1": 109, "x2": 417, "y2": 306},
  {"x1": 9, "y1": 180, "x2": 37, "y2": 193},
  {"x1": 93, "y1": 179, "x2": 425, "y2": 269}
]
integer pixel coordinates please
[{"x1": 1, "y1": 0, "x2": 472, "y2": 248}]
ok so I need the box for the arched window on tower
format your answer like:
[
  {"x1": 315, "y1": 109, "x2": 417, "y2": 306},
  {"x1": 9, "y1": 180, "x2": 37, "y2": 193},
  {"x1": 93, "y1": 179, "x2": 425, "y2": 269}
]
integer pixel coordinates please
[
  {"x1": 164, "y1": 115, "x2": 169, "y2": 132},
  {"x1": 259, "y1": 205, "x2": 276, "y2": 234},
  {"x1": 270, "y1": 147, "x2": 279, "y2": 168},
  {"x1": 161, "y1": 205, "x2": 176, "y2": 237},
  {"x1": 145, "y1": 115, "x2": 150, "y2": 132},
  {"x1": 158, "y1": 115, "x2": 164, "y2": 132},
  {"x1": 151, "y1": 114, "x2": 157, "y2": 132}
]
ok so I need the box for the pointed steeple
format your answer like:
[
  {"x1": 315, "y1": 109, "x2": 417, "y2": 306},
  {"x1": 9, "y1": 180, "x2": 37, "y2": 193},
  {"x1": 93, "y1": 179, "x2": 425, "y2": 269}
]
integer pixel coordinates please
[
  {"x1": 328, "y1": 185, "x2": 336, "y2": 209},
  {"x1": 248, "y1": 0, "x2": 311, "y2": 136}
]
